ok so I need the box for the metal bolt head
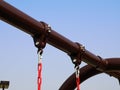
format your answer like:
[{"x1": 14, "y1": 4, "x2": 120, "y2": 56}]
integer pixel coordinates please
[
  {"x1": 36, "y1": 42, "x2": 39, "y2": 45},
  {"x1": 73, "y1": 59, "x2": 77, "y2": 63}
]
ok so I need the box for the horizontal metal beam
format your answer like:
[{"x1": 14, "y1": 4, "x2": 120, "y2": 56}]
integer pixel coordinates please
[
  {"x1": 0, "y1": 0, "x2": 79, "y2": 54},
  {"x1": 105, "y1": 58, "x2": 120, "y2": 72},
  {"x1": 0, "y1": 1, "x2": 44, "y2": 36},
  {"x1": 0, "y1": 1, "x2": 120, "y2": 78}
]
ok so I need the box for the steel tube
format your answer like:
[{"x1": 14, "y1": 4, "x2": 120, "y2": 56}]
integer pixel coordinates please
[
  {"x1": 0, "y1": 1, "x2": 79, "y2": 54},
  {"x1": 105, "y1": 58, "x2": 120, "y2": 71},
  {"x1": 60, "y1": 64, "x2": 120, "y2": 90},
  {"x1": 0, "y1": 1, "x2": 44, "y2": 36},
  {"x1": 59, "y1": 65, "x2": 101, "y2": 90},
  {"x1": 0, "y1": 1, "x2": 120, "y2": 73},
  {"x1": 0, "y1": 1, "x2": 106, "y2": 69}
]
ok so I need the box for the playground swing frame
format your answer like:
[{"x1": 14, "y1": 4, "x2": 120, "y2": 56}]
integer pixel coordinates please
[{"x1": 0, "y1": 1, "x2": 120, "y2": 90}]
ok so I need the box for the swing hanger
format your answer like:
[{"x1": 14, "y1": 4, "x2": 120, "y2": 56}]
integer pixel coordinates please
[
  {"x1": 69, "y1": 43, "x2": 85, "y2": 90},
  {"x1": 33, "y1": 21, "x2": 51, "y2": 51},
  {"x1": 70, "y1": 42, "x2": 85, "y2": 66},
  {"x1": 32, "y1": 22, "x2": 51, "y2": 90}
]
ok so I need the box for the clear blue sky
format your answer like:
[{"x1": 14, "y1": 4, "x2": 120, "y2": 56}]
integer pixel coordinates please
[{"x1": 0, "y1": 0, "x2": 120, "y2": 90}]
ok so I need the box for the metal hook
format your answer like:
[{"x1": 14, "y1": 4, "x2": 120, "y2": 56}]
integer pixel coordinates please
[{"x1": 75, "y1": 64, "x2": 80, "y2": 78}]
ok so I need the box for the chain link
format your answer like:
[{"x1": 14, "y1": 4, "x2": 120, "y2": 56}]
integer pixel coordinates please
[
  {"x1": 37, "y1": 50, "x2": 43, "y2": 90},
  {"x1": 75, "y1": 63, "x2": 80, "y2": 90}
]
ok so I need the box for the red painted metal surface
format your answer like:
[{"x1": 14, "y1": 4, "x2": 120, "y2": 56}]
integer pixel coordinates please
[
  {"x1": 0, "y1": 1, "x2": 120, "y2": 89},
  {"x1": 60, "y1": 58, "x2": 120, "y2": 90},
  {"x1": 1, "y1": 1, "x2": 120, "y2": 70}
]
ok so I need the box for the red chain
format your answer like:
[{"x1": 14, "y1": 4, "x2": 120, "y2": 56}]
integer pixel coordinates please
[
  {"x1": 37, "y1": 50, "x2": 42, "y2": 90},
  {"x1": 75, "y1": 65, "x2": 80, "y2": 90},
  {"x1": 76, "y1": 76, "x2": 80, "y2": 90},
  {"x1": 38, "y1": 63, "x2": 42, "y2": 90}
]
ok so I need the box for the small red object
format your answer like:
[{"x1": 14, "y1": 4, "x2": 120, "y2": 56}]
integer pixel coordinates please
[
  {"x1": 38, "y1": 63, "x2": 42, "y2": 90},
  {"x1": 76, "y1": 76, "x2": 80, "y2": 90}
]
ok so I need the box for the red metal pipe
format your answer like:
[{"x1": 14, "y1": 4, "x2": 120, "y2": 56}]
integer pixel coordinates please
[
  {"x1": 0, "y1": 1, "x2": 105, "y2": 69},
  {"x1": 59, "y1": 64, "x2": 120, "y2": 90},
  {"x1": 0, "y1": 1, "x2": 120, "y2": 76},
  {"x1": 0, "y1": 1, "x2": 44, "y2": 36},
  {"x1": 59, "y1": 65, "x2": 101, "y2": 90},
  {"x1": 105, "y1": 58, "x2": 120, "y2": 72},
  {"x1": 0, "y1": 1, "x2": 79, "y2": 54}
]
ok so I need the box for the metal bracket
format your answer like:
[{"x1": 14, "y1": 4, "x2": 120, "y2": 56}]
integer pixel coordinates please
[
  {"x1": 70, "y1": 42, "x2": 85, "y2": 66},
  {"x1": 33, "y1": 21, "x2": 51, "y2": 51}
]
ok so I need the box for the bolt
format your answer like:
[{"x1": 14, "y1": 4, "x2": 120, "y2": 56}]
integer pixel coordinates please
[
  {"x1": 36, "y1": 42, "x2": 39, "y2": 45},
  {"x1": 73, "y1": 59, "x2": 77, "y2": 63},
  {"x1": 47, "y1": 24, "x2": 51, "y2": 33},
  {"x1": 80, "y1": 45, "x2": 85, "y2": 51}
]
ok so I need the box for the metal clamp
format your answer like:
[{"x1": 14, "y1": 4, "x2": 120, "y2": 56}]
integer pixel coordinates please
[
  {"x1": 70, "y1": 42, "x2": 85, "y2": 66},
  {"x1": 33, "y1": 21, "x2": 51, "y2": 52},
  {"x1": 40, "y1": 21, "x2": 51, "y2": 35}
]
